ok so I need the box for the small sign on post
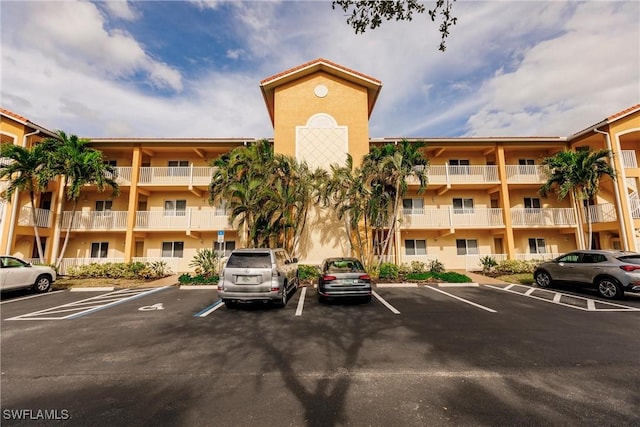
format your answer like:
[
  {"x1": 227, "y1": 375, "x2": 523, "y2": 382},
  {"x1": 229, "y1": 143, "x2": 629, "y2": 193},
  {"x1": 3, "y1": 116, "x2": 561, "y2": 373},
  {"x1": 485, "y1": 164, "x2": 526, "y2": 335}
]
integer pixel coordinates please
[{"x1": 217, "y1": 230, "x2": 224, "y2": 244}]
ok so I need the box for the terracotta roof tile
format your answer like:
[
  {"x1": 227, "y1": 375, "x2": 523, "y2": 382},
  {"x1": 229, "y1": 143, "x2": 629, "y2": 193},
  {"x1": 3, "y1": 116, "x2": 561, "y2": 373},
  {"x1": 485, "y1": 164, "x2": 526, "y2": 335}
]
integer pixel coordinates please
[
  {"x1": 607, "y1": 104, "x2": 640, "y2": 121},
  {"x1": 260, "y1": 58, "x2": 381, "y2": 85},
  {"x1": 0, "y1": 108, "x2": 29, "y2": 124}
]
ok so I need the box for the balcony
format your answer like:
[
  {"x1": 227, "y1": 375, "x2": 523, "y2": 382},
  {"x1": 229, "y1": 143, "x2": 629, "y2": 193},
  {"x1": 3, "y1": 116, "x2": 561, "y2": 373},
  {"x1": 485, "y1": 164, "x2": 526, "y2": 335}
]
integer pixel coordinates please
[
  {"x1": 62, "y1": 211, "x2": 128, "y2": 231},
  {"x1": 135, "y1": 208, "x2": 231, "y2": 231},
  {"x1": 505, "y1": 165, "x2": 548, "y2": 184},
  {"x1": 584, "y1": 203, "x2": 617, "y2": 224},
  {"x1": 138, "y1": 166, "x2": 215, "y2": 186},
  {"x1": 108, "y1": 167, "x2": 133, "y2": 186},
  {"x1": 510, "y1": 208, "x2": 577, "y2": 227},
  {"x1": 621, "y1": 150, "x2": 638, "y2": 169},
  {"x1": 18, "y1": 207, "x2": 53, "y2": 228},
  {"x1": 409, "y1": 165, "x2": 499, "y2": 186},
  {"x1": 401, "y1": 207, "x2": 504, "y2": 229}
]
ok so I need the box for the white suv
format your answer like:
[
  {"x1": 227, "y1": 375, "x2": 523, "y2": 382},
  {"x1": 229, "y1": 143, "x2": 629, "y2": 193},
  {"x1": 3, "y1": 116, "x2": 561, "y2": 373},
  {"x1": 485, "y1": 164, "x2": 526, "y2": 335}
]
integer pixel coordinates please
[{"x1": 218, "y1": 248, "x2": 298, "y2": 308}]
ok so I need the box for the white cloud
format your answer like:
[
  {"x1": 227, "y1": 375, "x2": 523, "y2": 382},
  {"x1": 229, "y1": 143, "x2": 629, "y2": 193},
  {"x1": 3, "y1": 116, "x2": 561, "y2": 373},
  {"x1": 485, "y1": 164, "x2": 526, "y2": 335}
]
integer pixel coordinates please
[
  {"x1": 101, "y1": 0, "x2": 139, "y2": 21},
  {"x1": 4, "y1": 0, "x2": 182, "y2": 92}
]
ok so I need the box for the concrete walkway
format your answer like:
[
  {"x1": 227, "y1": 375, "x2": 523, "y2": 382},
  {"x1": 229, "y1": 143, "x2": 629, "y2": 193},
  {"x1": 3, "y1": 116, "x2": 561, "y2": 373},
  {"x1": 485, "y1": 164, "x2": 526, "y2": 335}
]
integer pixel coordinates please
[
  {"x1": 459, "y1": 271, "x2": 512, "y2": 285},
  {"x1": 145, "y1": 274, "x2": 179, "y2": 287}
]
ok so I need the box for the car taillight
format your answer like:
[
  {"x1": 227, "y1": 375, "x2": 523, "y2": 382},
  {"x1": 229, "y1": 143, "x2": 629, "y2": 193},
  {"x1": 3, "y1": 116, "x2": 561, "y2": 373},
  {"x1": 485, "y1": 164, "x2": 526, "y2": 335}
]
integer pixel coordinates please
[
  {"x1": 359, "y1": 274, "x2": 370, "y2": 280},
  {"x1": 323, "y1": 275, "x2": 337, "y2": 281},
  {"x1": 620, "y1": 265, "x2": 640, "y2": 272}
]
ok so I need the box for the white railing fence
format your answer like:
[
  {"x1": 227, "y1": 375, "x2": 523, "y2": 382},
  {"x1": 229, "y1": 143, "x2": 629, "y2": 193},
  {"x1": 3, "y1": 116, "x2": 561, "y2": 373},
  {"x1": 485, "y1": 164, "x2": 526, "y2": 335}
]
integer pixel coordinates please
[
  {"x1": 621, "y1": 150, "x2": 637, "y2": 169},
  {"x1": 510, "y1": 208, "x2": 577, "y2": 226},
  {"x1": 18, "y1": 207, "x2": 52, "y2": 228},
  {"x1": 61, "y1": 211, "x2": 129, "y2": 230}
]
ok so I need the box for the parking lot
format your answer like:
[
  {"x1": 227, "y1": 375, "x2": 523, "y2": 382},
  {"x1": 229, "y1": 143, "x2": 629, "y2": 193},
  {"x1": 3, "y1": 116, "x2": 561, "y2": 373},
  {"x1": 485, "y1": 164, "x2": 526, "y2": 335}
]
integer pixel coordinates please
[{"x1": 1, "y1": 283, "x2": 639, "y2": 426}]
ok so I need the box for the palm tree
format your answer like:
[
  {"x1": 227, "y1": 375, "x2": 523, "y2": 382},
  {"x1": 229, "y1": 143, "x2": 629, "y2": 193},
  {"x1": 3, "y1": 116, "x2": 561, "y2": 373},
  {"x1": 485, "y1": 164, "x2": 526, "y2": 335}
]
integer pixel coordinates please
[
  {"x1": 0, "y1": 140, "x2": 58, "y2": 263},
  {"x1": 540, "y1": 147, "x2": 615, "y2": 249},
  {"x1": 43, "y1": 131, "x2": 120, "y2": 268}
]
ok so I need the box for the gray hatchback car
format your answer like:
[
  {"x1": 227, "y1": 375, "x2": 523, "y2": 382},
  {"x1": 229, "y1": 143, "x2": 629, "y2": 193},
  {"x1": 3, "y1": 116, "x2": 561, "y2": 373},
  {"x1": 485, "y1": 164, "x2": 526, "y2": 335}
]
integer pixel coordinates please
[
  {"x1": 218, "y1": 248, "x2": 298, "y2": 307},
  {"x1": 533, "y1": 250, "x2": 640, "y2": 299}
]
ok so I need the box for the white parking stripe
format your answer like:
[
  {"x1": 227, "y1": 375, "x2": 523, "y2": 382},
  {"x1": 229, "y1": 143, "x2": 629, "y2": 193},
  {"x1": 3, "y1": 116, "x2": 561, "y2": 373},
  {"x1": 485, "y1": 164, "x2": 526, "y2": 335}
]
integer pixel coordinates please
[
  {"x1": 295, "y1": 287, "x2": 307, "y2": 316},
  {"x1": 0, "y1": 290, "x2": 64, "y2": 304},
  {"x1": 425, "y1": 286, "x2": 498, "y2": 313},
  {"x1": 372, "y1": 291, "x2": 400, "y2": 315}
]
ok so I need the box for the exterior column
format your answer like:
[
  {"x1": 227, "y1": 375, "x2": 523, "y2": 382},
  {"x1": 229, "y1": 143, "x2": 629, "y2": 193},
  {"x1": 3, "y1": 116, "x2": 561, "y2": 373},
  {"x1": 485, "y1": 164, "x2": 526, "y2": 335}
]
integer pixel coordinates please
[
  {"x1": 124, "y1": 147, "x2": 142, "y2": 262},
  {"x1": 496, "y1": 144, "x2": 515, "y2": 259},
  {"x1": 611, "y1": 132, "x2": 636, "y2": 251},
  {"x1": 49, "y1": 180, "x2": 66, "y2": 265}
]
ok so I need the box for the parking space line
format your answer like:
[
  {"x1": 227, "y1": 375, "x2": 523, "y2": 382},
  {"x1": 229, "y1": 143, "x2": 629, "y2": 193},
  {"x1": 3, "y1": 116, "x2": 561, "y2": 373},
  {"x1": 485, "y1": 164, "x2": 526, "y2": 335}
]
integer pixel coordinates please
[
  {"x1": 425, "y1": 286, "x2": 498, "y2": 313},
  {"x1": 372, "y1": 291, "x2": 400, "y2": 315},
  {"x1": 194, "y1": 300, "x2": 224, "y2": 317},
  {"x1": 6, "y1": 287, "x2": 170, "y2": 320},
  {"x1": 295, "y1": 287, "x2": 307, "y2": 316},
  {"x1": 0, "y1": 290, "x2": 64, "y2": 305},
  {"x1": 485, "y1": 284, "x2": 640, "y2": 312}
]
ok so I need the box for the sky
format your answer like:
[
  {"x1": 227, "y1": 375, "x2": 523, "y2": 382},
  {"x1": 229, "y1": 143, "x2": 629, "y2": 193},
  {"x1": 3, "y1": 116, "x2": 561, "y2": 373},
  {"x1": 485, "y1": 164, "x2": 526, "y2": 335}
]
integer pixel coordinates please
[{"x1": 1, "y1": 0, "x2": 638, "y2": 139}]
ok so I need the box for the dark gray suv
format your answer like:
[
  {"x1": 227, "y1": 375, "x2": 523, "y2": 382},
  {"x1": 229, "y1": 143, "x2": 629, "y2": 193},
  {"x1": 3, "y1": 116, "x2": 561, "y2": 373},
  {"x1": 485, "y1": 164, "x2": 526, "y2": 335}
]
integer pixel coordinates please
[
  {"x1": 534, "y1": 250, "x2": 640, "y2": 299},
  {"x1": 218, "y1": 248, "x2": 298, "y2": 307}
]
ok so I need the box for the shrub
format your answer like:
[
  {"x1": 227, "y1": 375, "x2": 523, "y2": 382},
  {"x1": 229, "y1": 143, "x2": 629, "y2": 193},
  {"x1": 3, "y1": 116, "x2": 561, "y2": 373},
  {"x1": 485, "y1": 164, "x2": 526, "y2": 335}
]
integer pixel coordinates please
[
  {"x1": 479, "y1": 255, "x2": 498, "y2": 273},
  {"x1": 496, "y1": 259, "x2": 536, "y2": 274},
  {"x1": 298, "y1": 264, "x2": 320, "y2": 281},
  {"x1": 410, "y1": 260, "x2": 426, "y2": 273},
  {"x1": 427, "y1": 259, "x2": 445, "y2": 273},
  {"x1": 437, "y1": 271, "x2": 472, "y2": 283},
  {"x1": 379, "y1": 262, "x2": 399, "y2": 280},
  {"x1": 189, "y1": 248, "x2": 219, "y2": 277},
  {"x1": 177, "y1": 273, "x2": 219, "y2": 285},
  {"x1": 66, "y1": 261, "x2": 170, "y2": 280}
]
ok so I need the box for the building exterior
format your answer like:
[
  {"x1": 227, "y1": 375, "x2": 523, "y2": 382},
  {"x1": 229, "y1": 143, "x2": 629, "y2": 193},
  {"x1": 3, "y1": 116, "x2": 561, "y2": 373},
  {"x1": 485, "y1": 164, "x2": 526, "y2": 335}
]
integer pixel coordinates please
[{"x1": 1, "y1": 59, "x2": 639, "y2": 274}]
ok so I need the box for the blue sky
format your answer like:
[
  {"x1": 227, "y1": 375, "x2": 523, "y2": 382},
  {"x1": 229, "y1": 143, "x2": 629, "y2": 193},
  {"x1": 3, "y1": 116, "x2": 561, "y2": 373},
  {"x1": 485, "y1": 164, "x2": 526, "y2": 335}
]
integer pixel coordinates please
[{"x1": 1, "y1": 1, "x2": 638, "y2": 139}]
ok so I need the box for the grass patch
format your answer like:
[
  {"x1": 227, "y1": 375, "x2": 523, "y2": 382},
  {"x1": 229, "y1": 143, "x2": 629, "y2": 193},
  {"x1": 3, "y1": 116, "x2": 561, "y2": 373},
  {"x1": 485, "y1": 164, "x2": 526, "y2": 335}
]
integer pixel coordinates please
[{"x1": 494, "y1": 273, "x2": 534, "y2": 285}]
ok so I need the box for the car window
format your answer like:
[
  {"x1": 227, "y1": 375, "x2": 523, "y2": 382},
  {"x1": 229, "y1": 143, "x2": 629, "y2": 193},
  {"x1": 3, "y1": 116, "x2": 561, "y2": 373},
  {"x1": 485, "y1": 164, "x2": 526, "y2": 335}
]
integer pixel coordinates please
[
  {"x1": 226, "y1": 253, "x2": 271, "y2": 268},
  {"x1": 617, "y1": 255, "x2": 640, "y2": 265},
  {"x1": 327, "y1": 260, "x2": 364, "y2": 273},
  {"x1": 581, "y1": 254, "x2": 606, "y2": 263},
  {"x1": 558, "y1": 253, "x2": 580, "y2": 263},
  {"x1": 4, "y1": 258, "x2": 26, "y2": 268}
]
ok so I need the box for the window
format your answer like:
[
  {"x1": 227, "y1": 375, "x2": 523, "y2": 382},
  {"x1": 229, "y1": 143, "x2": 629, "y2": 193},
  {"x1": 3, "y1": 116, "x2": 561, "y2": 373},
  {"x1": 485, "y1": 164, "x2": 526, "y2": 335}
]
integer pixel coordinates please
[
  {"x1": 449, "y1": 159, "x2": 470, "y2": 175},
  {"x1": 405, "y1": 239, "x2": 427, "y2": 255},
  {"x1": 402, "y1": 198, "x2": 424, "y2": 214},
  {"x1": 168, "y1": 160, "x2": 189, "y2": 176},
  {"x1": 524, "y1": 197, "x2": 541, "y2": 210},
  {"x1": 214, "y1": 241, "x2": 236, "y2": 256},
  {"x1": 95, "y1": 200, "x2": 113, "y2": 217},
  {"x1": 558, "y1": 253, "x2": 580, "y2": 263},
  {"x1": 528, "y1": 238, "x2": 546, "y2": 254},
  {"x1": 581, "y1": 253, "x2": 606, "y2": 263},
  {"x1": 91, "y1": 242, "x2": 108, "y2": 258},
  {"x1": 456, "y1": 239, "x2": 478, "y2": 255},
  {"x1": 162, "y1": 241, "x2": 184, "y2": 258},
  {"x1": 453, "y1": 198, "x2": 474, "y2": 214},
  {"x1": 164, "y1": 200, "x2": 186, "y2": 216},
  {"x1": 105, "y1": 160, "x2": 117, "y2": 166}
]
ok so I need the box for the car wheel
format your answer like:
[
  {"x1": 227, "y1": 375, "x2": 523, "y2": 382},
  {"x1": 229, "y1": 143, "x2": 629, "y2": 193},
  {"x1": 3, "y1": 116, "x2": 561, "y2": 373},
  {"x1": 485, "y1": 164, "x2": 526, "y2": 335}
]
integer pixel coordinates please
[
  {"x1": 362, "y1": 295, "x2": 372, "y2": 304},
  {"x1": 534, "y1": 271, "x2": 552, "y2": 288},
  {"x1": 223, "y1": 300, "x2": 237, "y2": 309},
  {"x1": 33, "y1": 275, "x2": 52, "y2": 293},
  {"x1": 277, "y1": 286, "x2": 288, "y2": 308},
  {"x1": 596, "y1": 278, "x2": 623, "y2": 299}
]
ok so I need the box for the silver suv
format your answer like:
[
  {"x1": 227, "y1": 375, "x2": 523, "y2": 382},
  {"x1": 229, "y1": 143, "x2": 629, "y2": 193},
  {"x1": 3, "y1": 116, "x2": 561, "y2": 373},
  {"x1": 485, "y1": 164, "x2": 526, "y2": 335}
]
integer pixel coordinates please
[
  {"x1": 218, "y1": 248, "x2": 299, "y2": 307},
  {"x1": 534, "y1": 250, "x2": 640, "y2": 299}
]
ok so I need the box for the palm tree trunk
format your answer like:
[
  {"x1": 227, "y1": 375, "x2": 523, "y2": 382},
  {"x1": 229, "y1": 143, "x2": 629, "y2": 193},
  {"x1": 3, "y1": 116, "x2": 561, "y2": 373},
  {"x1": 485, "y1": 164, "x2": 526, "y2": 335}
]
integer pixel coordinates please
[
  {"x1": 55, "y1": 198, "x2": 78, "y2": 268},
  {"x1": 29, "y1": 191, "x2": 45, "y2": 264},
  {"x1": 379, "y1": 182, "x2": 402, "y2": 267}
]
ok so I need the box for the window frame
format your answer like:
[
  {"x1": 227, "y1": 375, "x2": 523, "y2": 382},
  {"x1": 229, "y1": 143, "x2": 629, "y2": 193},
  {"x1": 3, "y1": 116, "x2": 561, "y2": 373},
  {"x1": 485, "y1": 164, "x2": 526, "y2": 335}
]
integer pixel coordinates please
[
  {"x1": 456, "y1": 239, "x2": 478, "y2": 255},
  {"x1": 161, "y1": 241, "x2": 184, "y2": 258},
  {"x1": 90, "y1": 242, "x2": 109, "y2": 258},
  {"x1": 405, "y1": 239, "x2": 427, "y2": 256}
]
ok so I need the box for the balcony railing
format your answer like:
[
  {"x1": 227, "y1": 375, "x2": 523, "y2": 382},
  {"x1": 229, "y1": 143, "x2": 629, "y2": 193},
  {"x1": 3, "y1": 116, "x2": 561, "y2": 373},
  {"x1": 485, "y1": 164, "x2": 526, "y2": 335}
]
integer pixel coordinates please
[
  {"x1": 18, "y1": 207, "x2": 53, "y2": 228},
  {"x1": 61, "y1": 211, "x2": 129, "y2": 230},
  {"x1": 584, "y1": 203, "x2": 617, "y2": 223},
  {"x1": 402, "y1": 207, "x2": 504, "y2": 229},
  {"x1": 138, "y1": 166, "x2": 215, "y2": 186},
  {"x1": 135, "y1": 208, "x2": 230, "y2": 231},
  {"x1": 409, "y1": 165, "x2": 499, "y2": 185},
  {"x1": 510, "y1": 208, "x2": 577, "y2": 227},
  {"x1": 621, "y1": 150, "x2": 638, "y2": 169},
  {"x1": 505, "y1": 165, "x2": 548, "y2": 183}
]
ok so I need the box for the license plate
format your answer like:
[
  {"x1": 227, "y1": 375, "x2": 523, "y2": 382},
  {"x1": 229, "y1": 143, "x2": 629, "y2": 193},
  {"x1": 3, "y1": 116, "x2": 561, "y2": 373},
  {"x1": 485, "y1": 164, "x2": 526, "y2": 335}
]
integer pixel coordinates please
[{"x1": 238, "y1": 275, "x2": 259, "y2": 284}]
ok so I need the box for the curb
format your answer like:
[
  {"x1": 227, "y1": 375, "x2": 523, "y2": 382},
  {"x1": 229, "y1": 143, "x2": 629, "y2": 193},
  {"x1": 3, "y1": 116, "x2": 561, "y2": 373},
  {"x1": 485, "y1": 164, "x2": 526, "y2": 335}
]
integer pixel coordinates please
[
  {"x1": 179, "y1": 285, "x2": 217, "y2": 290},
  {"x1": 69, "y1": 287, "x2": 115, "y2": 292}
]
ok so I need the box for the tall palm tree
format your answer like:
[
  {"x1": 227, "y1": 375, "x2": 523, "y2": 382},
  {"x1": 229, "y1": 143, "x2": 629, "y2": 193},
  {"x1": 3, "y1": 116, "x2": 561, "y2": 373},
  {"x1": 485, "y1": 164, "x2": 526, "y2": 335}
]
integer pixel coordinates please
[
  {"x1": 540, "y1": 147, "x2": 615, "y2": 249},
  {"x1": 43, "y1": 131, "x2": 120, "y2": 268},
  {"x1": 0, "y1": 140, "x2": 58, "y2": 263}
]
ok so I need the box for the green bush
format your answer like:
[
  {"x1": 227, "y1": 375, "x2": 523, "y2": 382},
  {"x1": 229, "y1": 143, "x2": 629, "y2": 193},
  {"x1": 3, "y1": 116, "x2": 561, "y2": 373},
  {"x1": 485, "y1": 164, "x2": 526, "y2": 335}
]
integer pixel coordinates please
[
  {"x1": 379, "y1": 262, "x2": 399, "y2": 280},
  {"x1": 66, "y1": 261, "x2": 170, "y2": 280},
  {"x1": 189, "y1": 248, "x2": 219, "y2": 277},
  {"x1": 496, "y1": 259, "x2": 536, "y2": 274},
  {"x1": 479, "y1": 255, "x2": 498, "y2": 273},
  {"x1": 178, "y1": 273, "x2": 219, "y2": 284},
  {"x1": 437, "y1": 271, "x2": 472, "y2": 283},
  {"x1": 298, "y1": 264, "x2": 320, "y2": 280}
]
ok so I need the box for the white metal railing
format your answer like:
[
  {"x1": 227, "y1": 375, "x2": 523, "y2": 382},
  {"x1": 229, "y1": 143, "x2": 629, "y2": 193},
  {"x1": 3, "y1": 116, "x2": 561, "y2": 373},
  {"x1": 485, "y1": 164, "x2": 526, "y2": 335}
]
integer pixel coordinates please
[
  {"x1": 515, "y1": 253, "x2": 560, "y2": 262},
  {"x1": 631, "y1": 195, "x2": 640, "y2": 219},
  {"x1": 138, "y1": 166, "x2": 215, "y2": 186},
  {"x1": 18, "y1": 206, "x2": 53, "y2": 228},
  {"x1": 402, "y1": 207, "x2": 504, "y2": 228},
  {"x1": 57, "y1": 257, "x2": 125, "y2": 275},
  {"x1": 505, "y1": 165, "x2": 548, "y2": 183},
  {"x1": 584, "y1": 203, "x2": 617, "y2": 223},
  {"x1": 135, "y1": 208, "x2": 230, "y2": 230},
  {"x1": 108, "y1": 167, "x2": 133, "y2": 186},
  {"x1": 510, "y1": 208, "x2": 577, "y2": 226},
  {"x1": 409, "y1": 165, "x2": 499, "y2": 185},
  {"x1": 61, "y1": 211, "x2": 129, "y2": 230},
  {"x1": 621, "y1": 150, "x2": 638, "y2": 169}
]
